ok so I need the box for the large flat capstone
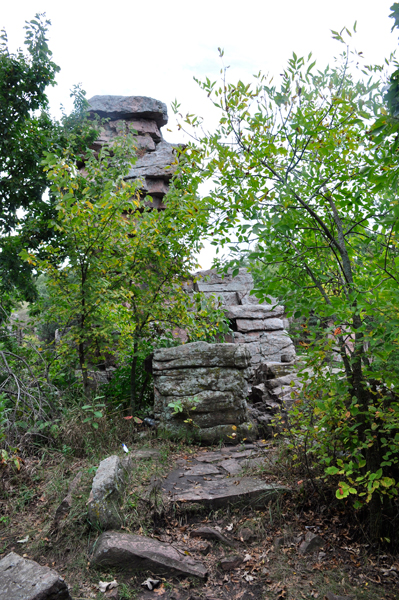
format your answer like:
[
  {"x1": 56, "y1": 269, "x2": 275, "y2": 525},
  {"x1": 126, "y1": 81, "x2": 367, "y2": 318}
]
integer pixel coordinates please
[
  {"x1": 88, "y1": 95, "x2": 168, "y2": 127},
  {"x1": 91, "y1": 532, "x2": 207, "y2": 578},
  {"x1": 0, "y1": 552, "x2": 71, "y2": 600}
]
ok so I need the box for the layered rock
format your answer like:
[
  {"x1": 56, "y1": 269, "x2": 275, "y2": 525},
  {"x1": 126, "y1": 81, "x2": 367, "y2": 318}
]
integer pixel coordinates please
[
  {"x1": 185, "y1": 269, "x2": 299, "y2": 437},
  {"x1": 88, "y1": 95, "x2": 177, "y2": 208},
  {"x1": 153, "y1": 341, "x2": 257, "y2": 444},
  {"x1": 190, "y1": 268, "x2": 296, "y2": 379}
]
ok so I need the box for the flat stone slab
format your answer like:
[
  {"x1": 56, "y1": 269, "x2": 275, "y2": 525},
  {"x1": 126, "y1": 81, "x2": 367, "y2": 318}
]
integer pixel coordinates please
[
  {"x1": 91, "y1": 532, "x2": 207, "y2": 578},
  {"x1": 195, "y1": 452, "x2": 227, "y2": 463},
  {"x1": 217, "y1": 458, "x2": 245, "y2": 475},
  {"x1": 226, "y1": 305, "x2": 284, "y2": 320},
  {"x1": 153, "y1": 341, "x2": 250, "y2": 370},
  {"x1": 165, "y1": 476, "x2": 287, "y2": 508},
  {"x1": 0, "y1": 552, "x2": 71, "y2": 600},
  {"x1": 161, "y1": 445, "x2": 288, "y2": 510},
  {"x1": 88, "y1": 95, "x2": 168, "y2": 126},
  {"x1": 183, "y1": 464, "x2": 221, "y2": 476}
]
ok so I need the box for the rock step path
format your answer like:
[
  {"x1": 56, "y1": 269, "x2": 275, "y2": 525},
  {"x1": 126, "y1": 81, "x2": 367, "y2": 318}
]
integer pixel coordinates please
[{"x1": 161, "y1": 443, "x2": 289, "y2": 509}]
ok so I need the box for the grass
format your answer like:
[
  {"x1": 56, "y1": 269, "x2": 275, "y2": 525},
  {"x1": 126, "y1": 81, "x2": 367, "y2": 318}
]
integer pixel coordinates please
[{"x1": 0, "y1": 414, "x2": 398, "y2": 599}]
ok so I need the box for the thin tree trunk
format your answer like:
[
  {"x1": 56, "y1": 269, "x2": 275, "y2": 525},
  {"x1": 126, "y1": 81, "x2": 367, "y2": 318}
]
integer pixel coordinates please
[
  {"x1": 78, "y1": 340, "x2": 88, "y2": 396},
  {"x1": 130, "y1": 339, "x2": 138, "y2": 415}
]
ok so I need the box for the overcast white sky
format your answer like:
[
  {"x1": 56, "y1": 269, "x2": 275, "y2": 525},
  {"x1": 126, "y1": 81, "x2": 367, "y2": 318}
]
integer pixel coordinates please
[{"x1": 2, "y1": 0, "x2": 398, "y2": 268}]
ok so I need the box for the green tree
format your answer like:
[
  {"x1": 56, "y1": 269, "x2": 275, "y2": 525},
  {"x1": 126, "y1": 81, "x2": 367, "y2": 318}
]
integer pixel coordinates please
[
  {"x1": 0, "y1": 14, "x2": 59, "y2": 304},
  {"x1": 24, "y1": 129, "x2": 228, "y2": 407},
  {"x1": 173, "y1": 39, "x2": 399, "y2": 539},
  {"x1": 0, "y1": 16, "x2": 96, "y2": 311}
]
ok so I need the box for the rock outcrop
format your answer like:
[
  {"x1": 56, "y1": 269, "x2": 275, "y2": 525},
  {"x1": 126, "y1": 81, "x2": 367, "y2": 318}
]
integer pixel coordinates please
[
  {"x1": 0, "y1": 552, "x2": 72, "y2": 600},
  {"x1": 189, "y1": 268, "x2": 296, "y2": 379},
  {"x1": 186, "y1": 268, "x2": 300, "y2": 436},
  {"x1": 88, "y1": 95, "x2": 177, "y2": 209},
  {"x1": 153, "y1": 341, "x2": 257, "y2": 444}
]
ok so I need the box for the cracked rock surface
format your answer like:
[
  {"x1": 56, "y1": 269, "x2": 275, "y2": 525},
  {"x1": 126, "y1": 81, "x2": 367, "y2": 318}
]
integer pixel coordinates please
[
  {"x1": 162, "y1": 443, "x2": 289, "y2": 508},
  {"x1": 0, "y1": 552, "x2": 72, "y2": 600}
]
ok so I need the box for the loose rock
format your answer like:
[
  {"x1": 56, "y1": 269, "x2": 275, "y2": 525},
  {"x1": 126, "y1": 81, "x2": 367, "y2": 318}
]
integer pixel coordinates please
[
  {"x1": 220, "y1": 555, "x2": 243, "y2": 571},
  {"x1": 0, "y1": 552, "x2": 72, "y2": 600},
  {"x1": 190, "y1": 527, "x2": 237, "y2": 548},
  {"x1": 299, "y1": 531, "x2": 324, "y2": 554},
  {"x1": 91, "y1": 531, "x2": 207, "y2": 578},
  {"x1": 88, "y1": 455, "x2": 126, "y2": 530},
  {"x1": 238, "y1": 527, "x2": 255, "y2": 542}
]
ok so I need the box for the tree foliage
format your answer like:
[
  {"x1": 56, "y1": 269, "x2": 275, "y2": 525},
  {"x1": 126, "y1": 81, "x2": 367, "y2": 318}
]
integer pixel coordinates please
[
  {"x1": 23, "y1": 127, "x2": 229, "y2": 408},
  {"x1": 173, "y1": 36, "x2": 399, "y2": 539},
  {"x1": 0, "y1": 14, "x2": 59, "y2": 304},
  {"x1": 0, "y1": 16, "x2": 97, "y2": 310}
]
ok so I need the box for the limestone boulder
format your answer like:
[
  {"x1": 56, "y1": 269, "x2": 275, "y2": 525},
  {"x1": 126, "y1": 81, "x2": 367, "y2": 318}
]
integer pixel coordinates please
[
  {"x1": 87, "y1": 455, "x2": 126, "y2": 530},
  {"x1": 0, "y1": 552, "x2": 71, "y2": 600},
  {"x1": 91, "y1": 532, "x2": 207, "y2": 578}
]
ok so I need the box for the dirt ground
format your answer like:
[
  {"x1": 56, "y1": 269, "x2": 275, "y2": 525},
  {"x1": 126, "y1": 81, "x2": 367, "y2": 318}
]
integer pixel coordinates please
[{"x1": 0, "y1": 433, "x2": 398, "y2": 600}]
